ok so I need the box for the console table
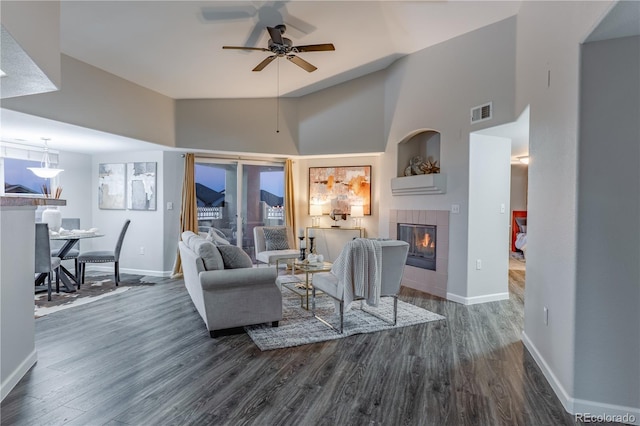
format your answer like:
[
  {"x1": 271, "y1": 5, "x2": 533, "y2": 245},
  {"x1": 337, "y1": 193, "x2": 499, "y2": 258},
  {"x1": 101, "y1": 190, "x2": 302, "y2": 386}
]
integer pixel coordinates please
[{"x1": 306, "y1": 227, "x2": 364, "y2": 262}]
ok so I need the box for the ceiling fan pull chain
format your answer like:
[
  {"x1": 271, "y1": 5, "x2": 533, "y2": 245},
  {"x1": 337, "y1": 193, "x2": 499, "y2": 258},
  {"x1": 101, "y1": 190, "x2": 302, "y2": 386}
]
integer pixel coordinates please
[{"x1": 276, "y1": 58, "x2": 280, "y2": 134}]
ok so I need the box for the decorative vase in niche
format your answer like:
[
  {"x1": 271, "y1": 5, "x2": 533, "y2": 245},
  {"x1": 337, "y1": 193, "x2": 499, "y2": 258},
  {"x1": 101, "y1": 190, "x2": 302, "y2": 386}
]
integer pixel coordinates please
[{"x1": 42, "y1": 207, "x2": 62, "y2": 232}]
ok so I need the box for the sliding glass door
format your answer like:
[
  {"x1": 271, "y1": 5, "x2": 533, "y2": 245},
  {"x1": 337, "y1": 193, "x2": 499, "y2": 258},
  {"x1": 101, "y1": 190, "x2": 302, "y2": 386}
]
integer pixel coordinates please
[{"x1": 195, "y1": 159, "x2": 284, "y2": 260}]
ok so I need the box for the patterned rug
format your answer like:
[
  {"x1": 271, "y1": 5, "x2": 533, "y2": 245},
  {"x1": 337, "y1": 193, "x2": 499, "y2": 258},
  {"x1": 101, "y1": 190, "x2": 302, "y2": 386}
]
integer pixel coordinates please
[
  {"x1": 245, "y1": 289, "x2": 445, "y2": 351},
  {"x1": 34, "y1": 273, "x2": 154, "y2": 318}
]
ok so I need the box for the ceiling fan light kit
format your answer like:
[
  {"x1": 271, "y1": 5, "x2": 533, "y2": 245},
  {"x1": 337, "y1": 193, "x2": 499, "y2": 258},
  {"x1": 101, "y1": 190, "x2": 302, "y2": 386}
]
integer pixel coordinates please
[{"x1": 223, "y1": 24, "x2": 335, "y2": 73}]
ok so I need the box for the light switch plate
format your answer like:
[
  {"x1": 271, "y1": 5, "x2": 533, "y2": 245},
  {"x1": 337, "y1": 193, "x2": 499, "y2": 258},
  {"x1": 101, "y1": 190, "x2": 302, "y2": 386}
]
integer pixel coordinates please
[{"x1": 451, "y1": 204, "x2": 460, "y2": 214}]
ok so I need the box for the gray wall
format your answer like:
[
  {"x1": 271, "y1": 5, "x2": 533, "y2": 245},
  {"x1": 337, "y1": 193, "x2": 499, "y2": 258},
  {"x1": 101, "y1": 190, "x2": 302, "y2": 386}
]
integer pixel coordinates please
[
  {"x1": 516, "y1": 0, "x2": 613, "y2": 405},
  {"x1": 576, "y1": 35, "x2": 640, "y2": 409},
  {"x1": 379, "y1": 17, "x2": 517, "y2": 302},
  {"x1": 297, "y1": 70, "x2": 386, "y2": 155},
  {"x1": 90, "y1": 150, "x2": 170, "y2": 275},
  {"x1": 162, "y1": 151, "x2": 184, "y2": 272},
  {"x1": 175, "y1": 98, "x2": 299, "y2": 156},
  {"x1": 1, "y1": 1, "x2": 61, "y2": 89},
  {"x1": 2, "y1": 55, "x2": 175, "y2": 148}
]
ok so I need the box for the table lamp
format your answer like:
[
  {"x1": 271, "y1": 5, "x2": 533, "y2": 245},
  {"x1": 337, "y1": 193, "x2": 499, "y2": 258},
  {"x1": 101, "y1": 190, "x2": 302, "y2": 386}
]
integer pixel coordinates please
[
  {"x1": 350, "y1": 205, "x2": 364, "y2": 228},
  {"x1": 310, "y1": 203, "x2": 322, "y2": 227}
]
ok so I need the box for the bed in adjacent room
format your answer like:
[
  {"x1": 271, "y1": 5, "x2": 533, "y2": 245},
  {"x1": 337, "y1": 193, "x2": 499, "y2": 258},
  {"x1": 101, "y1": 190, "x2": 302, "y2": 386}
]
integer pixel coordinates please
[{"x1": 512, "y1": 210, "x2": 527, "y2": 257}]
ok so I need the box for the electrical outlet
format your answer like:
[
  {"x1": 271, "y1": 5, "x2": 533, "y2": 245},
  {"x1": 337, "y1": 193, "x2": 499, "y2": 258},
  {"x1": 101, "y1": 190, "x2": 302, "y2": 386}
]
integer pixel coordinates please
[
  {"x1": 476, "y1": 259, "x2": 482, "y2": 270},
  {"x1": 167, "y1": 202, "x2": 173, "y2": 210},
  {"x1": 451, "y1": 204, "x2": 460, "y2": 214},
  {"x1": 139, "y1": 246, "x2": 145, "y2": 255},
  {"x1": 544, "y1": 307, "x2": 549, "y2": 325}
]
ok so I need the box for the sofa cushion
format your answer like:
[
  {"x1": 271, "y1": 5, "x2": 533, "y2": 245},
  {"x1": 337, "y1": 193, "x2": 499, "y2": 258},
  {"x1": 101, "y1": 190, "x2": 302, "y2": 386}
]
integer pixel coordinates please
[
  {"x1": 184, "y1": 233, "x2": 224, "y2": 271},
  {"x1": 206, "y1": 227, "x2": 231, "y2": 246},
  {"x1": 182, "y1": 231, "x2": 199, "y2": 247},
  {"x1": 217, "y1": 245, "x2": 253, "y2": 269},
  {"x1": 263, "y1": 227, "x2": 290, "y2": 250}
]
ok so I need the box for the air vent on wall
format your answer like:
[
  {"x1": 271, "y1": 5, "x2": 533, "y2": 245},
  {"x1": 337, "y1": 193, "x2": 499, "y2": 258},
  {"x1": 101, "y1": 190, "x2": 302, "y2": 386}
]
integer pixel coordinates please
[{"x1": 470, "y1": 102, "x2": 493, "y2": 124}]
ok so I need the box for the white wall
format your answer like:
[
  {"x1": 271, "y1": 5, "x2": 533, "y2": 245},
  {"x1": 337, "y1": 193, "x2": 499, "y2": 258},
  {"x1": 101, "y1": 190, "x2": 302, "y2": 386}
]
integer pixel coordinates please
[
  {"x1": 515, "y1": 0, "x2": 617, "y2": 415},
  {"x1": 466, "y1": 134, "x2": 511, "y2": 302},
  {"x1": 91, "y1": 150, "x2": 170, "y2": 276},
  {"x1": 380, "y1": 17, "x2": 517, "y2": 301},
  {"x1": 295, "y1": 155, "x2": 381, "y2": 237},
  {"x1": 56, "y1": 150, "x2": 93, "y2": 230},
  {"x1": 575, "y1": 35, "x2": 639, "y2": 412}
]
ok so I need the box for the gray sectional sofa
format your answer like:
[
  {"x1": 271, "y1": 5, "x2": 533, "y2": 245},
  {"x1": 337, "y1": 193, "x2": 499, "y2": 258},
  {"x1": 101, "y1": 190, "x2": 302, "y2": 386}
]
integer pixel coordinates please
[{"x1": 178, "y1": 231, "x2": 282, "y2": 338}]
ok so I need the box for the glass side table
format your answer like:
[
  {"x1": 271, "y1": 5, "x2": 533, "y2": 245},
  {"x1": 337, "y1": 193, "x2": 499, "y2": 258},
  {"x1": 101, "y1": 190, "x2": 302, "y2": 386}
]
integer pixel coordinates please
[{"x1": 281, "y1": 261, "x2": 332, "y2": 310}]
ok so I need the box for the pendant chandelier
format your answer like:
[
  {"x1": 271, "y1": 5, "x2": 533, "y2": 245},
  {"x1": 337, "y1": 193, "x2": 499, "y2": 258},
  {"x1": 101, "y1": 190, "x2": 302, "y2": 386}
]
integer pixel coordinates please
[{"x1": 27, "y1": 138, "x2": 64, "y2": 178}]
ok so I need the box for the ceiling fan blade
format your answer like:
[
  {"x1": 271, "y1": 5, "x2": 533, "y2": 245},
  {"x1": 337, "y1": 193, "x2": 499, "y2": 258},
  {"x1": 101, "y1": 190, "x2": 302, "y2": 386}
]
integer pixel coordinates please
[
  {"x1": 201, "y1": 7, "x2": 257, "y2": 21},
  {"x1": 287, "y1": 55, "x2": 317, "y2": 72},
  {"x1": 293, "y1": 43, "x2": 336, "y2": 52},
  {"x1": 267, "y1": 26, "x2": 284, "y2": 45},
  {"x1": 253, "y1": 55, "x2": 277, "y2": 72},
  {"x1": 223, "y1": 46, "x2": 270, "y2": 52}
]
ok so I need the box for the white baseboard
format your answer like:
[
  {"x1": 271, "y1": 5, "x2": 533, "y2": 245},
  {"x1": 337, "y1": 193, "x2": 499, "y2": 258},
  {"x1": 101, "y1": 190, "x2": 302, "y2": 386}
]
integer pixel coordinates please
[
  {"x1": 1, "y1": 349, "x2": 37, "y2": 401},
  {"x1": 86, "y1": 265, "x2": 173, "y2": 278},
  {"x1": 446, "y1": 291, "x2": 509, "y2": 305},
  {"x1": 522, "y1": 332, "x2": 639, "y2": 425}
]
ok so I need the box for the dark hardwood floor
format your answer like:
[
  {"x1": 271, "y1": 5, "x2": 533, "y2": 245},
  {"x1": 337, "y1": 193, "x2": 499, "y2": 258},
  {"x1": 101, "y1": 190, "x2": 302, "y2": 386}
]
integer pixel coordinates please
[{"x1": 2, "y1": 269, "x2": 581, "y2": 425}]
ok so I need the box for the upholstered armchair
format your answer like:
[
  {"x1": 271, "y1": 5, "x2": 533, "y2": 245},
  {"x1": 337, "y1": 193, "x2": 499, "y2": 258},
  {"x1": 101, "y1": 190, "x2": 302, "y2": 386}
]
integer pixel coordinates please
[
  {"x1": 312, "y1": 239, "x2": 409, "y2": 333},
  {"x1": 253, "y1": 226, "x2": 299, "y2": 270}
]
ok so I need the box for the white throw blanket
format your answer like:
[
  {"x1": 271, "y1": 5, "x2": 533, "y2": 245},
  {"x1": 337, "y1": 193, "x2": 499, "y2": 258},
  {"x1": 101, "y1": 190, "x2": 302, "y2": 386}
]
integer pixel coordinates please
[{"x1": 330, "y1": 238, "x2": 382, "y2": 311}]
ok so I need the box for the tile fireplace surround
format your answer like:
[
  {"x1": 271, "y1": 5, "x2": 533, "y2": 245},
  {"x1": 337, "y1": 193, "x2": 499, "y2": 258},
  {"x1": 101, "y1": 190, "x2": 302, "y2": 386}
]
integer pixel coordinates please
[{"x1": 390, "y1": 209, "x2": 449, "y2": 298}]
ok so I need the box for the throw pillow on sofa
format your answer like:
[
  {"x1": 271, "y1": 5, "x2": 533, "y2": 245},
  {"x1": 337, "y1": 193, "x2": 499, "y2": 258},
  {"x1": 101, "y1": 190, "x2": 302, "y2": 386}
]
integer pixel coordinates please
[
  {"x1": 217, "y1": 245, "x2": 254, "y2": 269},
  {"x1": 182, "y1": 232, "x2": 225, "y2": 271},
  {"x1": 207, "y1": 227, "x2": 231, "y2": 246},
  {"x1": 263, "y1": 227, "x2": 290, "y2": 250}
]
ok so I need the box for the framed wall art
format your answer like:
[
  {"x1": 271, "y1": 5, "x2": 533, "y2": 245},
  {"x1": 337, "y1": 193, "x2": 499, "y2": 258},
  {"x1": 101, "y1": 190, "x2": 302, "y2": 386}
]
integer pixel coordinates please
[
  {"x1": 309, "y1": 165, "x2": 371, "y2": 215},
  {"x1": 98, "y1": 163, "x2": 126, "y2": 210},
  {"x1": 127, "y1": 162, "x2": 157, "y2": 211}
]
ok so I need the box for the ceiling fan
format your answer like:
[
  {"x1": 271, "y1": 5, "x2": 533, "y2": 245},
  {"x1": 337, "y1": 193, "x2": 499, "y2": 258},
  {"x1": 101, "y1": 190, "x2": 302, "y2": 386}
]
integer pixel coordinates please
[{"x1": 223, "y1": 24, "x2": 335, "y2": 72}]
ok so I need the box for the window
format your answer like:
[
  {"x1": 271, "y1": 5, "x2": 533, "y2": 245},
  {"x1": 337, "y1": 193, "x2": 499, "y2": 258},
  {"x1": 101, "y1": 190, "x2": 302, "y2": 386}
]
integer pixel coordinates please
[{"x1": 2, "y1": 157, "x2": 48, "y2": 194}]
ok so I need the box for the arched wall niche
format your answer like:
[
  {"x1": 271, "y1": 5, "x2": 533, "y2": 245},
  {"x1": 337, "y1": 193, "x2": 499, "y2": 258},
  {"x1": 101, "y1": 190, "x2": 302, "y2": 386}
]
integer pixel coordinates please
[{"x1": 397, "y1": 129, "x2": 441, "y2": 177}]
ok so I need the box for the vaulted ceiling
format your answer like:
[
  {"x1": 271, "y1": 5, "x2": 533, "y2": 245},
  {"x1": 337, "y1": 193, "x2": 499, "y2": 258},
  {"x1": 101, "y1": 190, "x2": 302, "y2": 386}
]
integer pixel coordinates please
[{"x1": 59, "y1": 1, "x2": 522, "y2": 99}]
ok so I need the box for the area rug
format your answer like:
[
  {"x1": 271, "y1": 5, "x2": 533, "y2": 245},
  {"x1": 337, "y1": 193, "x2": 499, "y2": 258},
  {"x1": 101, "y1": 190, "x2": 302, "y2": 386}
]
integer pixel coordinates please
[
  {"x1": 245, "y1": 290, "x2": 445, "y2": 351},
  {"x1": 34, "y1": 274, "x2": 153, "y2": 318}
]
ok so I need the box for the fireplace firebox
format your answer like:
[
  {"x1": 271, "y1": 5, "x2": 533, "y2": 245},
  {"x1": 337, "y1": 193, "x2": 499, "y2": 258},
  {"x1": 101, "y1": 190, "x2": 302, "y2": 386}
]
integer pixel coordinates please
[{"x1": 397, "y1": 223, "x2": 436, "y2": 271}]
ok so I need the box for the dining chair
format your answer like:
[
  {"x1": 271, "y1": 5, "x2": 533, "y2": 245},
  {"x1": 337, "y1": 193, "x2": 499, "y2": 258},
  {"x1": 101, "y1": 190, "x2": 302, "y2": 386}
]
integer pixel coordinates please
[
  {"x1": 35, "y1": 223, "x2": 61, "y2": 301},
  {"x1": 77, "y1": 219, "x2": 131, "y2": 286},
  {"x1": 50, "y1": 218, "x2": 81, "y2": 278}
]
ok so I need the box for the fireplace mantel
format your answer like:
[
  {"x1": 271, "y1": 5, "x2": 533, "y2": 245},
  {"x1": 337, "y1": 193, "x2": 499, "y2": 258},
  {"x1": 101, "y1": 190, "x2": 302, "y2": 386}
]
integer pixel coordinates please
[{"x1": 390, "y1": 173, "x2": 446, "y2": 195}]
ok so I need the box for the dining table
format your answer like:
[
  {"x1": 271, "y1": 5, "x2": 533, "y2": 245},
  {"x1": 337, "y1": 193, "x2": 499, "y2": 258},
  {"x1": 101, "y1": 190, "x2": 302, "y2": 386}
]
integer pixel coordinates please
[{"x1": 35, "y1": 231, "x2": 104, "y2": 293}]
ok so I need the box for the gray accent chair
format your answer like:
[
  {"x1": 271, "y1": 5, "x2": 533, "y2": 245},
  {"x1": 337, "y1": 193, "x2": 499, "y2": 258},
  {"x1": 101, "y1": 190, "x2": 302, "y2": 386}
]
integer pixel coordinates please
[
  {"x1": 35, "y1": 223, "x2": 61, "y2": 301},
  {"x1": 179, "y1": 231, "x2": 281, "y2": 338},
  {"x1": 50, "y1": 218, "x2": 81, "y2": 277},
  {"x1": 78, "y1": 219, "x2": 131, "y2": 286},
  {"x1": 312, "y1": 239, "x2": 409, "y2": 333},
  {"x1": 253, "y1": 225, "x2": 299, "y2": 270}
]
